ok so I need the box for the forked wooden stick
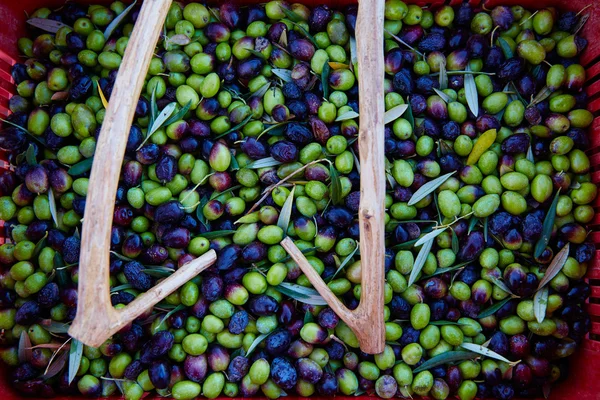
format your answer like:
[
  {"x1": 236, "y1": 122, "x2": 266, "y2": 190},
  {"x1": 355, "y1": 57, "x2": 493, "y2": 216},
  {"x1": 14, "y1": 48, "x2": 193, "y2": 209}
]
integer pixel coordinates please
[
  {"x1": 281, "y1": 0, "x2": 386, "y2": 354},
  {"x1": 69, "y1": 0, "x2": 217, "y2": 348}
]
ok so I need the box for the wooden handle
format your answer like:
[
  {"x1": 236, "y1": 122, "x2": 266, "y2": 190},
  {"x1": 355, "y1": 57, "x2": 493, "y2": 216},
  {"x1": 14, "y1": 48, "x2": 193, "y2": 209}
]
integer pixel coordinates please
[
  {"x1": 281, "y1": 0, "x2": 386, "y2": 354},
  {"x1": 69, "y1": 0, "x2": 218, "y2": 348}
]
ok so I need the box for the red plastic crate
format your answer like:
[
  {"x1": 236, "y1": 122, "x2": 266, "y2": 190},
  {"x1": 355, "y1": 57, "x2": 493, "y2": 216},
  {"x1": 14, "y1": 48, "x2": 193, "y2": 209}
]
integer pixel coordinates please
[{"x1": 0, "y1": 0, "x2": 599, "y2": 399}]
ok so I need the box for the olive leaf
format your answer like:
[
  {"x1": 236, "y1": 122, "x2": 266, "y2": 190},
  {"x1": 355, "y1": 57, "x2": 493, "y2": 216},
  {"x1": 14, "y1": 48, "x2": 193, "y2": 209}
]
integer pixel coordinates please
[
  {"x1": 460, "y1": 342, "x2": 519, "y2": 365},
  {"x1": 351, "y1": 148, "x2": 360, "y2": 174},
  {"x1": 335, "y1": 110, "x2": 359, "y2": 122},
  {"x1": 464, "y1": 65, "x2": 479, "y2": 117},
  {"x1": 328, "y1": 163, "x2": 342, "y2": 205},
  {"x1": 421, "y1": 261, "x2": 470, "y2": 280},
  {"x1": 573, "y1": 13, "x2": 590, "y2": 35},
  {"x1": 33, "y1": 232, "x2": 48, "y2": 258},
  {"x1": 137, "y1": 102, "x2": 177, "y2": 150},
  {"x1": 534, "y1": 286, "x2": 549, "y2": 323},
  {"x1": 477, "y1": 297, "x2": 512, "y2": 319},
  {"x1": 408, "y1": 237, "x2": 434, "y2": 287},
  {"x1": 246, "y1": 49, "x2": 266, "y2": 60},
  {"x1": 271, "y1": 68, "x2": 293, "y2": 82},
  {"x1": 543, "y1": 382, "x2": 552, "y2": 399},
  {"x1": 27, "y1": 18, "x2": 69, "y2": 33},
  {"x1": 245, "y1": 157, "x2": 283, "y2": 169},
  {"x1": 0, "y1": 117, "x2": 47, "y2": 148},
  {"x1": 534, "y1": 189, "x2": 561, "y2": 258},
  {"x1": 149, "y1": 85, "x2": 159, "y2": 127},
  {"x1": 429, "y1": 320, "x2": 467, "y2": 326},
  {"x1": 25, "y1": 144, "x2": 37, "y2": 165},
  {"x1": 304, "y1": 311, "x2": 314, "y2": 324},
  {"x1": 199, "y1": 230, "x2": 236, "y2": 240},
  {"x1": 408, "y1": 171, "x2": 456, "y2": 206},
  {"x1": 110, "y1": 251, "x2": 133, "y2": 262},
  {"x1": 53, "y1": 253, "x2": 69, "y2": 287},
  {"x1": 253, "y1": 82, "x2": 272, "y2": 98},
  {"x1": 141, "y1": 267, "x2": 175, "y2": 278},
  {"x1": 433, "y1": 88, "x2": 452, "y2": 104},
  {"x1": 404, "y1": 98, "x2": 415, "y2": 130},
  {"x1": 483, "y1": 216, "x2": 489, "y2": 242},
  {"x1": 51, "y1": 91, "x2": 70, "y2": 101},
  {"x1": 48, "y1": 188, "x2": 60, "y2": 228},
  {"x1": 277, "y1": 186, "x2": 296, "y2": 234},
  {"x1": 68, "y1": 338, "x2": 84, "y2": 384},
  {"x1": 468, "y1": 216, "x2": 480, "y2": 234},
  {"x1": 290, "y1": 21, "x2": 318, "y2": 46},
  {"x1": 383, "y1": 104, "x2": 408, "y2": 125},
  {"x1": 384, "y1": 29, "x2": 423, "y2": 57},
  {"x1": 276, "y1": 282, "x2": 327, "y2": 305},
  {"x1": 439, "y1": 60, "x2": 448, "y2": 90},
  {"x1": 215, "y1": 114, "x2": 253, "y2": 139},
  {"x1": 497, "y1": 37, "x2": 514, "y2": 58},
  {"x1": 537, "y1": 243, "x2": 570, "y2": 291},
  {"x1": 163, "y1": 101, "x2": 192, "y2": 126},
  {"x1": 279, "y1": 5, "x2": 304, "y2": 22},
  {"x1": 42, "y1": 350, "x2": 68, "y2": 379},
  {"x1": 67, "y1": 157, "x2": 94, "y2": 176},
  {"x1": 196, "y1": 196, "x2": 209, "y2": 229},
  {"x1": 328, "y1": 62, "x2": 350, "y2": 70},
  {"x1": 491, "y1": 277, "x2": 518, "y2": 297},
  {"x1": 210, "y1": 185, "x2": 242, "y2": 201},
  {"x1": 451, "y1": 229, "x2": 459, "y2": 254},
  {"x1": 95, "y1": 80, "x2": 109, "y2": 109},
  {"x1": 413, "y1": 351, "x2": 477, "y2": 373},
  {"x1": 321, "y1": 61, "x2": 331, "y2": 98},
  {"x1": 327, "y1": 240, "x2": 359, "y2": 282},
  {"x1": 466, "y1": 129, "x2": 497, "y2": 165},
  {"x1": 110, "y1": 283, "x2": 134, "y2": 293},
  {"x1": 530, "y1": 86, "x2": 552, "y2": 107},
  {"x1": 40, "y1": 319, "x2": 71, "y2": 334},
  {"x1": 235, "y1": 212, "x2": 259, "y2": 225},
  {"x1": 18, "y1": 331, "x2": 33, "y2": 363},
  {"x1": 349, "y1": 37, "x2": 358, "y2": 72},
  {"x1": 104, "y1": 0, "x2": 137, "y2": 39},
  {"x1": 158, "y1": 304, "x2": 185, "y2": 328},
  {"x1": 415, "y1": 227, "x2": 447, "y2": 247},
  {"x1": 526, "y1": 145, "x2": 535, "y2": 163},
  {"x1": 245, "y1": 333, "x2": 269, "y2": 357}
]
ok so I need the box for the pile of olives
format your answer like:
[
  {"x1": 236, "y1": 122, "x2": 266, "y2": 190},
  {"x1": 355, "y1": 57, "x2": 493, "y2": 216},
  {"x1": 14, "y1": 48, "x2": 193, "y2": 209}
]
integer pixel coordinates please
[{"x1": 0, "y1": 1, "x2": 595, "y2": 399}]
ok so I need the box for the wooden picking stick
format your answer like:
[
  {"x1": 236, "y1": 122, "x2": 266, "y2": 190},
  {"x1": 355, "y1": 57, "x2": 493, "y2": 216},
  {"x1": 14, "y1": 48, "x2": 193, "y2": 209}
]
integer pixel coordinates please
[
  {"x1": 69, "y1": 0, "x2": 217, "y2": 348},
  {"x1": 281, "y1": 0, "x2": 386, "y2": 354}
]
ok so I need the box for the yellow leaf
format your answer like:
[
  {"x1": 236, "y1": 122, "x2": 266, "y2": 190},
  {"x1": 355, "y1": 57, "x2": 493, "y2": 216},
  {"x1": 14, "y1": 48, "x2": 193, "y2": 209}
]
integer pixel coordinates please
[
  {"x1": 328, "y1": 62, "x2": 349, "y2": 70},
  {"x1": 466, "y1": 129, "x2": 497, "y2": 165},
  {"x1": 96, "y1": 81, "x2": 109, "y2": 109}
]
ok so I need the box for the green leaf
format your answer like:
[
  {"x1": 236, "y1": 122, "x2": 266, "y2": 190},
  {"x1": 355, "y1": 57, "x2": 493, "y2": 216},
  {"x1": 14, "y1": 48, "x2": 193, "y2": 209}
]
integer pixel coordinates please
[
  {"x1": 335, "y1": 110, "x2": 359, "y2": 122},
  {"x1": 210, "y1": 185, "x2": 242, "y2": 201},
  {"x1": 245, "y1": 157, "x2": 283, "y2": 169},
  {"x1": 537, "y1": 243, "x2": 570, "y2": 291},
  {"x1": 199, "y1": 230, "x2": 236, "y2": 240},
  {"x1": 415, "y1": 227, "x2": 447, "y2": 247},
  {"x1": 275, "y1": 282, "x2": 327, "y2": 305},
  {"x1": 42, "y1": 348, "x2": 68, "y2": 379},
  {"x1": 279, "y1": 5, "x2": 304, "y2": 22},
  {"x1": 328, "y1": 163, "x2": 342, "y2": 205},
  {"x1": 383, "y1": 104, "x2": 408, "y2": 125},
  {"x1": 464, "y1": 64, "x2": 479, "y2": 117},
  {"x1": 534, "y1": 189, "x2": 561, "y2": 258},
  {"x1": 109, "y1": 251, "x2": 133, "y2": 262},
  {"x1": 405, "y1": 98, "x2": 414, "y2": 131},
  {"x1": 408, "y1": 171, "x2": 456, "y2": 206},
  {"x1": 413, "y1": 351, "x2": 477, "y2": 373},
  {"x1": 421, "y1": 261, "x2": 470, "y2": 280},
  {"x1": 439, "y1": 61, "x2": 448, "y2": 90},
  {"x1": 303, "y1": 311, "x2": 314, "y2": 324},
  {"x1": 433, "y1": 88, "x2": 452, "y2": 104},
  {"x1": 163, "y1": 101, "x2": 192, "y2": 126},
  {"x1": 215, "y1": 114, "x2": 253, "y2": 139},
  {"x1": 158, "y1": 304, "x2": 185, "y2": 328},
  {"x1": 460, "y1": 342, "x2": 517, "y2": 365},
  {"x1": 468, "y1": 216, "x2": 479, "y2": 234},
  {"x1": 245, "y1": 333, "x2": 269, "y2": 357},
  {"x1": 196, "y1": 196, "x2": 209, "y2": 228},
  {"x1": 53, "y1": 253, "x2": 68, "y2": 287},
  {"x1": 40, "y1": 320, "x2": 71, "y2": 334},
  {"x1": 33, "y1": 232, "x2": 48, "y2": 258},
  {"x1": 25, "y1": 144, "x2": 37, "y2": 165},
  {"x1": 141, "y1": 267, "x2": 175, "y2": 278},
  {"x1": 18, "y1": 331, "x2": 33, "y2": 363},
  {"x1": 429, "y1": 320, "x2": 467, "y2": 326},
  {"x1": 497, "y1": 37, "x2": 514, "y2": 58},
  {"x1": 483, "y1": 216, "x2": 489, "y2": 243},
  {"x1": 327, "y1": 240, "x2": 359, "y2": 282},
  {"x1": 290, "y1": 21, "x2": 317, "y2": 47},
  {"x1": 408, "y1": 237, "x2": 434, "y2": 287},
  {"x1": 68, "y1": 339, "x2": 83, "y2": 384},
  {"x1": 246, "y1": 49, "x2": 266, "y2": 60},
  {"x1": 321, "y1": 61, "x2": 331, "y2": 99},
  {"x1": 67, "y1": 157, "x2": 94, "y2": 176},
  {"x1": 477, "y1": 297, "x2": 512, "y2": 319},
  {"x1": 48, "y1": 188, "x2": 59, "y2": 228},
  {"x1": 110, "y1": 283, "x2": 133, "y2": 293},
  {"x1": 534, "y1": 286, "x2": 549, "y2": 323},
  {"x1": 150, "y1": 85, "x2": 158, "y2": 128},
  {"x1": 277, "y1": 186, "x2": 296, "y2": 234},
  {"x1": 271, "y1": 68, "x2": 293, "y2": 82},
  {"x1": 451, "y1": 229, "x2": 459, "y2": 254},
  {"x1": 104, "y1": 0, "x2": 137, "y2": 39},
  {"x1": 0, "y1": 117, "x2": 47, "y2": 148}
]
